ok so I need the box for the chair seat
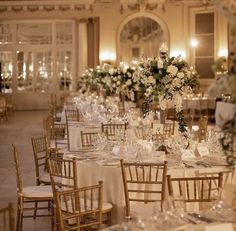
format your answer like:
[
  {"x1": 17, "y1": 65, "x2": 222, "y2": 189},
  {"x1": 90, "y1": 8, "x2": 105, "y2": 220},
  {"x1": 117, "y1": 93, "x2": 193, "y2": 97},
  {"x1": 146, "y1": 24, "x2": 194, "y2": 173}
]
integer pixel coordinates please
[
  {"x1": 23, "y1": 185, "x2": 53, "y2": 198},
  {"x1": 39, "y1": 172, "x2": 51, "y2": 184}
]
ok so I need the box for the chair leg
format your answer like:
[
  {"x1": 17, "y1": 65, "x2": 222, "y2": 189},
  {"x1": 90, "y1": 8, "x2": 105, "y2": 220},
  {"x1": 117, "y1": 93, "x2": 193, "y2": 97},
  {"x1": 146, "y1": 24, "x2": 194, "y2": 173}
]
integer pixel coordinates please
[
  {"x1": 107, "y1": 211, "x2": 112, "y2": 226},
  {"x1": 16, "y1": 207, "x2": 21, "y2": 231},
  {"x1": 18, "y1": 210, "x2": 23, "y2": 231},
  {"x1": 33, "y1": 202, "x2": 38, "y2": 219}
]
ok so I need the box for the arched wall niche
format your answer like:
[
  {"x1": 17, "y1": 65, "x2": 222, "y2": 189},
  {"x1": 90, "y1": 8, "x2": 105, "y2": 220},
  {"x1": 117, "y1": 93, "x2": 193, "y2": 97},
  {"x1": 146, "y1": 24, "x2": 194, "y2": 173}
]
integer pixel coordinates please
[{"x1": 116, "y1": 12, "x2": 170, "y2": 65}]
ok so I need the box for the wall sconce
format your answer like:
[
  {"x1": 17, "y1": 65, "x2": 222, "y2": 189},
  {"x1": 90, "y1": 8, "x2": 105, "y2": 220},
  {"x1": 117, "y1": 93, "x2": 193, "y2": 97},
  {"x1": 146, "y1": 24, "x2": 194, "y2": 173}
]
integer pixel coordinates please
[
  {"x1": 190, "y1": 39, "x2": 198, "y2": 47},
  {"x1": 100, "y1": 51, "x2": 116, "y2": 65},
  {"x1": 218, "y1": 48, "x2": 228, "y2": 57}
]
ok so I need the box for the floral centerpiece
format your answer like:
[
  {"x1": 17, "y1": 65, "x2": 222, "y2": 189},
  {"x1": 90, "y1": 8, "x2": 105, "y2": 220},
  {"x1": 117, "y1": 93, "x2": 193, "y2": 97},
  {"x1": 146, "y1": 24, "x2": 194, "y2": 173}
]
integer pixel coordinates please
[
  {"x1": 80, "y1": 64, "x2": 138, "y2": 102},
  {"x1": 132, "y1": 54, "x2": 199, "y2": 135},
  {"x1": 100, "y1": 65, "x2": 138, "y2": 101}
]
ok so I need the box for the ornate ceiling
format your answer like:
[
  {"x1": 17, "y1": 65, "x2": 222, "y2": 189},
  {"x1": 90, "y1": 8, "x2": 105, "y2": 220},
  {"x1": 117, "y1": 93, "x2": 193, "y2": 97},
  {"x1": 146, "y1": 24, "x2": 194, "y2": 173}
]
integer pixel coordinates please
[{"x1": 0, "y1": 0, "x2": 213, "y2": 13}]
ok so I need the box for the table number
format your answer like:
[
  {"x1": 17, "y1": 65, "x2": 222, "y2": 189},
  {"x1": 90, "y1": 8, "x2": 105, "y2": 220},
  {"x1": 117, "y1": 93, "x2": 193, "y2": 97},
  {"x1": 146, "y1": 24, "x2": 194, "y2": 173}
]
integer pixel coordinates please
[{"x1": 112, "y1": 145, "x2": 120, "y2": 155}]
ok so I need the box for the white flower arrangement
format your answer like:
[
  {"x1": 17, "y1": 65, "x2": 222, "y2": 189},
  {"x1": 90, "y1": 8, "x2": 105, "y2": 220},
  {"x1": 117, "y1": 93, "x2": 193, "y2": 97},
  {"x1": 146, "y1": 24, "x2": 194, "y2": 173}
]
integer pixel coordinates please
[{"x1": 134, "y1": 55, "x2": 199, "y2": 112}]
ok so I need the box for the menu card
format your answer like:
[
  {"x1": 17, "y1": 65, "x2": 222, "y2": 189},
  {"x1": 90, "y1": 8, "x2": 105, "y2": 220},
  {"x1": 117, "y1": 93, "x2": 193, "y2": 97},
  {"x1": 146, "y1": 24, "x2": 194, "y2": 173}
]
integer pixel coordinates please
[
  {"x1": 181, "y1": 148, "x2": 195, "y2": 159},
  {"x1": 197, "y1": 143, "x2": 210, "y2": 157}
]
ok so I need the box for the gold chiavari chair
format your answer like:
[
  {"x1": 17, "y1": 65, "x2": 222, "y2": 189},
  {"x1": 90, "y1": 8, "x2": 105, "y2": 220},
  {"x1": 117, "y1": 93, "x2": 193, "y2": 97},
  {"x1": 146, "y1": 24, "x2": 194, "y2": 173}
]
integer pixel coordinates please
[
  {"x1": 48, "y1": 157, "x2": 78, "y2": 230},
  {"x1": 167, "y1": 173, "x2": 223, "y2": 210},
  {"x1": 195, "y1": 169, "x2": 235, "y2": 192},
  {"x1": 198, "y1": 116, "x2": 208, "y2": 142},
  {"x1": 51, "y1": 123, "x2": 69, "y2": 150},
  {"x1": 166, "y1": 108, "x2": 177, "y2": 121},
  {"x1": 55, "y1": 181, "x2": 103, "y2": 231},
  {"x1": 48, "y1": 157, "x2": 112, "y2": 226},
  {"x1": 0, "y1": 202, "x2": 15, "y2": 231},
  {"x1": 43, "y1": 116, "x2": 54, "y2": 142},
  {"x1": 12, "y1": 145, "x2": 53, "y2": 231},
  {"x1": 134, "y1": 127, "x2": 145, "y2": 140},
  {"x1": 101, "y1": 123, "x2": 128, "y2": 141},
  {"x1": 152, "y1": 132, "x2": 165, "y2": 147},
  {"x1": 65, "y1": 109, "x2": 80, "y2": 123},
  {"x1": 80, "y1": 131, "x2": 99, "y2": 148},
  {"x1": 48, "y1": 157, "x2": 78, "y2": 193},
  {"x1": 31, "y1": 136, "x2": 51, "y2": 186},
  {"x1": 120, "y1": 159, "x2": 168, "y2": 220},
  {"x1": 163, "y1": 120, "x2": 175, "y2": 137}
]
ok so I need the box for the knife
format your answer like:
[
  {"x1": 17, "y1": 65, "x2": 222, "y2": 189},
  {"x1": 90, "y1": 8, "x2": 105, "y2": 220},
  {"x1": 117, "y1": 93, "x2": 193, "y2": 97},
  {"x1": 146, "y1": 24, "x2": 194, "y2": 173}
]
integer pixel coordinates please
[{"x1": 188, "y1": 213, "x2": 214, "y2": 223}]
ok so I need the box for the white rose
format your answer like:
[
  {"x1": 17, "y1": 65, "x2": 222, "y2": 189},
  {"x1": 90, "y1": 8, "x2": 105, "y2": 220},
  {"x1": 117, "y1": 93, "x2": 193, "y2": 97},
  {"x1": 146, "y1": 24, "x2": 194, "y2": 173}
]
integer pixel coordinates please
[
  {"x1": 167, "y1": 65, "x2": 178, "y2": 76},
  {"x1": 126, "y1": 79, "x2": 132, "y2": 86},
  {"x1": 172, "y1": 78, "x2": 181, "y2": 87},
  {"x1": 130, "y1": 91, "x2": 135, "y2": 101},
  {"x1": 157, "y1": 59, "x2": 163, "y2": 69},
  {"x1": 177, "y1": 72, "x2": 185, "y2": 79},
  {"x1": 160, "y1": 99, "x2": 167, "y2": 110},
  {"x1": 173, "y1": 93, "x2": 183, "y2": 112},
  {"x1": 147, "y1": 76, "x2": 156, "y2": 85},
  {"x1": 117, "y1": 81, "x2": 121, "y2": 85}
]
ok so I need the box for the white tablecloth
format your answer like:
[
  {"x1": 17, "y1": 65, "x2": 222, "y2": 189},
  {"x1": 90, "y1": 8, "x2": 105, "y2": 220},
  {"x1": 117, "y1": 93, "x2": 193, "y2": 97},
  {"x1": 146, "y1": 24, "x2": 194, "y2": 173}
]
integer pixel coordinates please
[{"x1": 69, "y1": 157, "x2": 234, "y2": 225}]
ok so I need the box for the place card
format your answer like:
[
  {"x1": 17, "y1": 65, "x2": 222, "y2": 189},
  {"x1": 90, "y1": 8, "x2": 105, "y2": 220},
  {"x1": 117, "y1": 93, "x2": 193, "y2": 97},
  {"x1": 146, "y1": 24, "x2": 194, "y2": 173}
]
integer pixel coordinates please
[
  {"x1": 197, "y1": 143, "x2": 210, "y2": 157},
  {"x1": 112, "y1": 145, "x2": 120, "y2": 155},
  {"x1": 181, "y1": 148, "x2": 195, "y2": 159},
  {"x1": 153, "y1": 151, "x2": 165, "y2": 161},
  {"x1": 205, "y1": 223, "x2": 233, "y2": 231}
]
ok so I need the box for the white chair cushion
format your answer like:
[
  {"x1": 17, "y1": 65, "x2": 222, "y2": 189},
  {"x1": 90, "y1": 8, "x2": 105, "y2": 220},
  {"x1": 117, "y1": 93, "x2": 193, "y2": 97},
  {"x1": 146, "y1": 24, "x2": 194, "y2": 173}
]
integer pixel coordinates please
[
  {"x1": 23, "y1": 185, "x2": 53, "y2": 198},
  {"x1": 39, "y1": 172, "x2": 51, "y2": 184}
]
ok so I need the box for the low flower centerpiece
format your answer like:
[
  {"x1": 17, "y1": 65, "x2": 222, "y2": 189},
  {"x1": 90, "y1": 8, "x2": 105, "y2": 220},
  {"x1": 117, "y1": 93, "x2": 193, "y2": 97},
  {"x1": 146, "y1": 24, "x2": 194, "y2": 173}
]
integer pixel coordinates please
[
  {"x1": 80, "y1": 63, "x2": 138, "y2": 102},
  {"x1": 132, "y1": 44, "x2": 199, "y2": 136}
]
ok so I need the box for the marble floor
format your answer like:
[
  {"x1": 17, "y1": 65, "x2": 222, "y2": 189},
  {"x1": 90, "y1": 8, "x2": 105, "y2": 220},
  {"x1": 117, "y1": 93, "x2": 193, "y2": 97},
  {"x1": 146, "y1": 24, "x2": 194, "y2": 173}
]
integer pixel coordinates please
[{"x1": 0, "y1": 111, "x2": 51, "y2": 230}]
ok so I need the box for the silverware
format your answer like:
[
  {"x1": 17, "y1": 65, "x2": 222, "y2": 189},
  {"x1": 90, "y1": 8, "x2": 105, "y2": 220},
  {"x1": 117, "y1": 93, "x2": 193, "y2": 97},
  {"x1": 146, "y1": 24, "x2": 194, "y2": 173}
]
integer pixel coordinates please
[
  {"x1": 183, "y1": 162, "x2": 194, "y2": 168},
  {"x1": 188, "y1": 213, "x2": 214, "y2": 223}
]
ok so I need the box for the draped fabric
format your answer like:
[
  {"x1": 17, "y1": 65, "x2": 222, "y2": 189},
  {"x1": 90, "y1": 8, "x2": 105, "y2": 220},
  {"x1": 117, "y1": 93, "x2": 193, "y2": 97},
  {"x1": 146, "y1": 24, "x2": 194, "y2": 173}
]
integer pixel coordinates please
[{"x1": 87, "y1": 17, "x2": 100, "y2": 68}]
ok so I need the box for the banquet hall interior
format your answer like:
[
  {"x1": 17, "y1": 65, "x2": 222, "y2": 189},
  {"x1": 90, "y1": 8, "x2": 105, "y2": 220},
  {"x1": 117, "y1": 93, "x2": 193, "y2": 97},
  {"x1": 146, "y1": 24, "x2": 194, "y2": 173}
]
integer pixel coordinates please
[{"x1": 0, "y1": 0, "x2": 236, "y2": 230}]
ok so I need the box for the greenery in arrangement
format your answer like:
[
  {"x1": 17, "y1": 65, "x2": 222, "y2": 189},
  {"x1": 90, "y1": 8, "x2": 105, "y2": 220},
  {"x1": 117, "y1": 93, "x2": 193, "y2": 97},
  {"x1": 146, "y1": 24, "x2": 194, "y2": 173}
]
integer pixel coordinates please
[
  {"x1": 80, "y1": 55, "x2": 199, "y2": 136},
  {"x1": 216, "y1": 52, "x2": 236, "y2": 165},
  {"x1": 220, "y1": 112, "x2": 236, "y2": 165}
]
